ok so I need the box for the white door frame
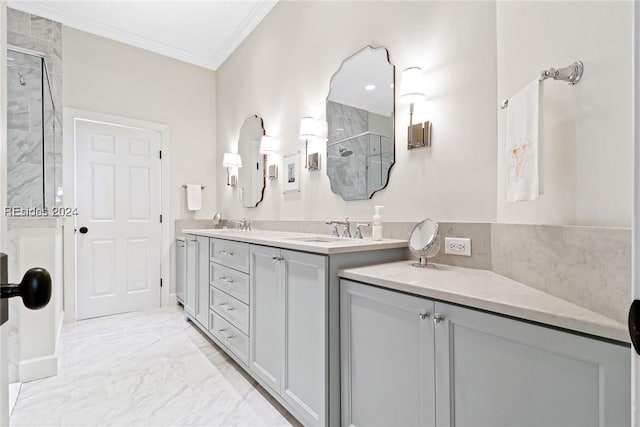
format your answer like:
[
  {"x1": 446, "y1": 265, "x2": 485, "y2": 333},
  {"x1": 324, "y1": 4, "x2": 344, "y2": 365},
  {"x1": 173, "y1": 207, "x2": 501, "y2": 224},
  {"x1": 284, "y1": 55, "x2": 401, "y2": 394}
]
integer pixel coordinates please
[
  {"x1": 63, "y1": 108, "x2": 173, "y2": 322},
  {"x1": 1, "y1": 2, "x2": 10, "y2": 425},
  {"x1": 633, "y1": 1, "x2": 639, "y2": 425}
]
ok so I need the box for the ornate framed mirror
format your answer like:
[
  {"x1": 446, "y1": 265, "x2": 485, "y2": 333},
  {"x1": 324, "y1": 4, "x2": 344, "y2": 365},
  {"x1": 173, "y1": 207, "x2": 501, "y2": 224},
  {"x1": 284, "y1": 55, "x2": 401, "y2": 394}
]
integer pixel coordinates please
[
  {"x1": 237, "y1": 115, "x2": 266, "y2": 208},
  {"x1": 326, "y1": 46, "x2": 395, "y2": 200}
]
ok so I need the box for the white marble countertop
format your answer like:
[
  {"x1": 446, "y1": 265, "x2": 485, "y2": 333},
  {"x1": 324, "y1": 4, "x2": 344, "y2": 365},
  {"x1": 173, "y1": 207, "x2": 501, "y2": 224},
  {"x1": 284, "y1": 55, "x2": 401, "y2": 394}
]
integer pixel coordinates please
[
  {"x1": 339, "y1": 261, "x2": 629, "y2": 343},
  {"x1": 181, "y1": 228, "x2": 407, "y2": 255}
]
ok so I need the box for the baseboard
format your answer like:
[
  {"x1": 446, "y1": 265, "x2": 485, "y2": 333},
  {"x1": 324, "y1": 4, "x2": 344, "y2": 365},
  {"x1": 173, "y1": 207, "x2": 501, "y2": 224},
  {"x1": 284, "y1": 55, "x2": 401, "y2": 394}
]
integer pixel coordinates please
[
  {"x1": 19, "y1": 354, "x2": 57, "y2": 383},
  {"x1": 19, "y1": 312, "x2": 64, "y2": 383},
  {"x1": 165, "y1": 292, "x2": 177, "y2": 307},
  {"x1": 9, "y1": 382, "x2": 21, "y2": 415},
  {"x1": 55, "y1": 311, "x2": 64, "y2": 354}
]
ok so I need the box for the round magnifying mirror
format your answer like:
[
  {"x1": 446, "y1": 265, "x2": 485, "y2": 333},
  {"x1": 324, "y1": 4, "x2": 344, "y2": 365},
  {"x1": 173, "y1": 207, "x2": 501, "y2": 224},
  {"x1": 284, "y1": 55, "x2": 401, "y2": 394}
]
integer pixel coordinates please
[
  {"x1": 409, "y1": 218, "x2": 440, "y2": 268},
  {"x1": 213, "y1": 212, "x2": 222, "y2": 227}
]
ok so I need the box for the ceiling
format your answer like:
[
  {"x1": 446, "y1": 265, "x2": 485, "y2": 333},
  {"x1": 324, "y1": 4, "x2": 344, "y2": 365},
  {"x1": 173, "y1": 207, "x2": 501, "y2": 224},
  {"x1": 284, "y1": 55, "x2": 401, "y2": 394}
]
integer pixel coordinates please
[{"x1": 6, "y1": 0, "x2": 278, "y2": 70}]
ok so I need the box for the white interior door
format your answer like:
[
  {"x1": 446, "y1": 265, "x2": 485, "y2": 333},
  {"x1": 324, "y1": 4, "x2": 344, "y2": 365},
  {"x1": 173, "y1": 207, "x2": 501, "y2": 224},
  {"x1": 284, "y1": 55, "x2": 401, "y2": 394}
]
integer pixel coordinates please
[{"x1": 75, "y1": 119, "x2": 161, "y2": 320}]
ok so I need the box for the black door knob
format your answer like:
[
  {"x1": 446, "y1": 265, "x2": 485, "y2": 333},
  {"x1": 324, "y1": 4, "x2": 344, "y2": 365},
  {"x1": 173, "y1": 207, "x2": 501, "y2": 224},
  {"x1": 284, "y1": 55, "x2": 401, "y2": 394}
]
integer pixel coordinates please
[
  {"x1": 79, "y1": 227, "x2": 88, "y2": 234},
  {"x1": 0, "y1": 268, "x2": 52, "y2": 310},
  {"x1": 630, "y1": 300, "x2": 640, "y2": 355}
]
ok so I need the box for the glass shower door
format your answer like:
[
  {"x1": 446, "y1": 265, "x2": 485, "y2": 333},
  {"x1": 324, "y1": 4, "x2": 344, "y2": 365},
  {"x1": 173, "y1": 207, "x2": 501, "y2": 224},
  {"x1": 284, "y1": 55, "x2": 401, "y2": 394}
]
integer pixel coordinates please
[{"x1": 6, "y1": 47, "x2": 57, "y2": 210}]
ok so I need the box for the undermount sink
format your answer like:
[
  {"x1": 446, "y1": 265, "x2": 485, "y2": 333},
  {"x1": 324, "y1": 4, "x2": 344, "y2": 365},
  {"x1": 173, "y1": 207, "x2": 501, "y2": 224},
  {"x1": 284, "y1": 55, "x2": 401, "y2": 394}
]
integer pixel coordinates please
[{"x1": 283, "y1": 236, "x2": 363, "y2": 243}]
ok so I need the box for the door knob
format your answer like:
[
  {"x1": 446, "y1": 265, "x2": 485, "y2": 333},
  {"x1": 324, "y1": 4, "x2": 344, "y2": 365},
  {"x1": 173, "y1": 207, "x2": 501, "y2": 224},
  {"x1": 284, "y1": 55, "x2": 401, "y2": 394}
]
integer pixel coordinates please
[
  {"x1": 79, "y1": 226, "x2": 88, "y2": 234},
  {"x1": 1, "y1": 268, "x2": 52, "y2": 310},
  {"x1": 629, "y1": 300, "x2": 640, "y2": 355}
]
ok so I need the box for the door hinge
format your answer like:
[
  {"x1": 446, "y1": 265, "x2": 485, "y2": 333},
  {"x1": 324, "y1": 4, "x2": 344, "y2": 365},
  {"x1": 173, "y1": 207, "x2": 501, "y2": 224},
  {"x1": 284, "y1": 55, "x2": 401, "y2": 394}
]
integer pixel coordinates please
[
  {"x1": 159, "y1": 150, "x2": 162, "y2": 159},
  {"x1": 160, "y1": 214, "x2": 163, "y2": 223},
  {"x1": 160, "y1": 278, "x2": 163, "y2": 288}
]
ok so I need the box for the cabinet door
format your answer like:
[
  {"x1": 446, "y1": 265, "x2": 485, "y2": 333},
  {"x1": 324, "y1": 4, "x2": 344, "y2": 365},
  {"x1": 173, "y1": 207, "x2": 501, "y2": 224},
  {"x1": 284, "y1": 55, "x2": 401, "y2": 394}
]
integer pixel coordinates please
[
  {"x1": 195, "y1": 236, "x2": 210, "y2": 327},
  {"x1": 176, "y1": 240, "x2": 185, "y2": 303},
  {"x1": 341, "y1": 280, "x2": 436, "y2": 427},
  {"x1": 433, "y1": 301, "x2": 631, "y2": 427},
  {"x1": 249, "y1": 245, "x2": 283, "y2": 393},
  {"x1": 184, "y1": 236, "x2": 197, "y2": 317},
  {"x1": 281, "y1": 250, "x2": 328, "y2": 427}
]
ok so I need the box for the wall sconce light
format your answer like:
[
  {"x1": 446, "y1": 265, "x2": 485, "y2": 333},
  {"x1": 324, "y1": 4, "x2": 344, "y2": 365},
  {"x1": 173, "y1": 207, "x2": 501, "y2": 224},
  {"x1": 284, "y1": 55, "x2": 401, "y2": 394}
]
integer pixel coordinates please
[
  {"x1": 222, "y1": 152, "x2": 242, "y2": 186},
  {"x1": 259, "y1": 135, "x2": 278, "y2": 155},
  {"x1": 260, "y1": 135, "x2": 279, "y2": 179},
  {"x1": 299, "y1": 117, "x2": 317, "y2": 168},
  {"x1": 399, "y1": 66, "x2": 431, "y2": 150}
]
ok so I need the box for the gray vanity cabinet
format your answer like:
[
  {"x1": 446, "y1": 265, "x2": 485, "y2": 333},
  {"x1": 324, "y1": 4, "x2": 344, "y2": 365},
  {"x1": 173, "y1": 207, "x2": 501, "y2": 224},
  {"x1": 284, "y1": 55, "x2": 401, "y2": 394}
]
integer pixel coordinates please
[
  {"x1": 184, "y1": 234, "x2": 210, "y2": 328},
  {"x1": 341, "y1": 280, "x2": 436, "y2": 427},
  {"x1": 249, "y1": 245, "x2": 328, "y2": 427},
  {"x1": 176, "y1": 239, "x2": 185, "y2": 303},
  {"x1": 341, "y1": 280, "x2": 631, "y2": 427},
  {"x1": 433, "y1": 301, "x2": 630, "y2": 427},
  {"x1": 281, "y1": 249, "x2": 328, "y2": 427},
  {"x1": 249, "y1": 245, "x2": 283, "y2": 392},
  {"x1": 184, "y1": 235, "x2": 197, "y2": 317},
  {"x1": 195, "y1": 235, "x2": 210, "y2": 328}
]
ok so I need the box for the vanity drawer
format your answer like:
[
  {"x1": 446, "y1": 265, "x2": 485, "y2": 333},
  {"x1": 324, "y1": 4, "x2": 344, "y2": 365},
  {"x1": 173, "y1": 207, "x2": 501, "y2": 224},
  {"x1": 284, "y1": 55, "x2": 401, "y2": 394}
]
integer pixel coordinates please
[
  {"x1": 210, "y1": 311, "x2": 248, "y2": 365},
  {"x1": 210, "y1": 238, "x2": 249, "y2": 273},
  {"x1": 210, "y1": 262, "x2": 249, "y2": 304},
  {"x1": 211, "y1": 287, "x2": 249, "y2": 335}
]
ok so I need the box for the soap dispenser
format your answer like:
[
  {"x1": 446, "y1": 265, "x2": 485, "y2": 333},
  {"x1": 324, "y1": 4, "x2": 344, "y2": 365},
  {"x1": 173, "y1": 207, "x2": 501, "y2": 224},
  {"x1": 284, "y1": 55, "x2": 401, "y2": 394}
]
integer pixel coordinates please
[{"x1": 372, "y1": 205, "x2": 384, "y2": 241}]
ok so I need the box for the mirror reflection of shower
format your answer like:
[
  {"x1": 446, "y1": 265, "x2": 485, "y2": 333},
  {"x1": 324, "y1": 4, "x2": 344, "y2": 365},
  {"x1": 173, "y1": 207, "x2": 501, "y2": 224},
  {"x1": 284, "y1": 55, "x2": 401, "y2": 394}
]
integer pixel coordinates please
[{"x1": 6, "y1": 46, "x2": 58, "y2": 209}]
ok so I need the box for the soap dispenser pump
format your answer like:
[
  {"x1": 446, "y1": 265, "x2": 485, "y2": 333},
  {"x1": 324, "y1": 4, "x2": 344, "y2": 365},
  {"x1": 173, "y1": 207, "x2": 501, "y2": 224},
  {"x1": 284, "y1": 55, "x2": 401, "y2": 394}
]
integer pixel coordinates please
[{"x1": 372, "y1": 205, "x2": 384, "y2": 241}]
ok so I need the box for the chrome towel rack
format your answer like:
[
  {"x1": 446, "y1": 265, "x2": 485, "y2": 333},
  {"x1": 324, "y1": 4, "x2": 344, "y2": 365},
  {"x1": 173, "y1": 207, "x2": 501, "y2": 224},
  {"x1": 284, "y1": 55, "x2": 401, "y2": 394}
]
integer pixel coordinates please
[
  {"x1": 182, "y1": 184, "x2": 206, "y2": 189},
  {"x1": 500, "y1": 60, "x2": 584, "y2": 110}
]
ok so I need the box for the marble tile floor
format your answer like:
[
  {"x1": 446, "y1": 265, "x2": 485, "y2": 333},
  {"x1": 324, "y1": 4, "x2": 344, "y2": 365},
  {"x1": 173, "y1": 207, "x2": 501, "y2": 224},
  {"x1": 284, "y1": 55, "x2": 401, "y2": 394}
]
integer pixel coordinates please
[{"x1": 11, "y1": 307, "x2": 300, "y2": 427}]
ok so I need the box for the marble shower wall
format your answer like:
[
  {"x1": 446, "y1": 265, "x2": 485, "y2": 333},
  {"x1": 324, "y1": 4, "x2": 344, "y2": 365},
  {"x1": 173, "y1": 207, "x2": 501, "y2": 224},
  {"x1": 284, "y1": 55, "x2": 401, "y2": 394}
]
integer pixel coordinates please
[
  {"x1": 326, "y1": 101, "x2": 394, "y2": 200},
  {"x1": 7, "y1": 8, "x2": 63, "y2": 208}
]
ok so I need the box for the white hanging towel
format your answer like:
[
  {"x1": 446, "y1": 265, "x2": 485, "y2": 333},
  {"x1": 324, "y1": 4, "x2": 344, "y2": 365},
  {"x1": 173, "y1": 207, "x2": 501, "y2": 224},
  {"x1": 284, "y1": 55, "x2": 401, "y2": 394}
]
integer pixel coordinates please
[
  {"x1": 506, "y1": 79, "x2": 544, "y2": 202},
  {"x1": 186, "y1": 184, "x2": 202, "y2": 211}
]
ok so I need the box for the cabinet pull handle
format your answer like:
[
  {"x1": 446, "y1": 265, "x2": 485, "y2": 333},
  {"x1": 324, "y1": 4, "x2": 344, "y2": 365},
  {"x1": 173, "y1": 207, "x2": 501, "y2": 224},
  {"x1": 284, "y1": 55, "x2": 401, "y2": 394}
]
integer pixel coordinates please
[
  {"x1": 217, "y1": 329, "x2": 233, "y2": 340},
  {"x1": 218, "y1": 276, "x2": 234, "y2": 284},
  {"x1": 218, "y1": 303, "x2": 234, "y2": 311},
  {"x1": 418, "y1": 312, "x2": 431, "y2": 320},
  {"x1": 219, "y1": 250, "x2": 234, "y2": 257},
  {"x1": 433, "y1": 314, "x2": 446, "y2": 325},
  {"x1": 272, "y1": 255, "x2": 284, "y2": 263}
]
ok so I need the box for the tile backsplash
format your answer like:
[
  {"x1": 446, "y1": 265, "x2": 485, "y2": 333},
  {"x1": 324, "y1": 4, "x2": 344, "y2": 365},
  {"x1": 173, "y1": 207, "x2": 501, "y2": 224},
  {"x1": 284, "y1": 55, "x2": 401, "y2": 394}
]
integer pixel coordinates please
[
  {"x1": 174, "y1": 218, "x2": 631, "y2": 324},
  {"x1": 491, "y1": 224, "x2": 631, "y2": 324}
]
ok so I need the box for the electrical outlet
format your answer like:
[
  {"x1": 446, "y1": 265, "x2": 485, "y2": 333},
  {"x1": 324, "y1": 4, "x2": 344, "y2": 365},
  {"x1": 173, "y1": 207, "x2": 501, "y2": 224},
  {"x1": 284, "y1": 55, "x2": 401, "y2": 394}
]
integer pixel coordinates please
[{"x1": 444, "y1": 237, "x2": 471, "y2": 256}]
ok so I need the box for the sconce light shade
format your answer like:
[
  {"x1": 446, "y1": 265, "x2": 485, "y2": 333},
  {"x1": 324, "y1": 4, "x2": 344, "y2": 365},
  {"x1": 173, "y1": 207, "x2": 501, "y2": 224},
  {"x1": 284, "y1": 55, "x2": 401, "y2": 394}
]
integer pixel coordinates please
[
  {"x1": 222, "y1": 152, "x2": 242, "y2": 168},
  {"x1": 222, "y1": 152, "x2": 235, "y2": 167},
  {"x1": 299, "y1": 117, "x2": 316, "y2": 140},
  {"x1": 399, "y1": 67, "x2": 426, "y2": 104},
  {"x1": 259, "y1": 135, "x2": 278, "y2": 154}
]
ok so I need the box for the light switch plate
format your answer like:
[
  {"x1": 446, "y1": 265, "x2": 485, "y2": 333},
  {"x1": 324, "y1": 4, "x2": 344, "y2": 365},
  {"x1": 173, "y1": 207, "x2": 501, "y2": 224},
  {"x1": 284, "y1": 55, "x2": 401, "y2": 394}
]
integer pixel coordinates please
[{"x1": 444, "y1": 237, "x2": 471, "y2": 256}]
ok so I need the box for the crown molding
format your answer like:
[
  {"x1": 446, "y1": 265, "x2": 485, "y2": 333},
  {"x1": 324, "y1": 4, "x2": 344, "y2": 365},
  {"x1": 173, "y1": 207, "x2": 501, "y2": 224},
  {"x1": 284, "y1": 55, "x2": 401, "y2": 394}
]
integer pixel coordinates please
[
  {"x1": 210, "y1": 0, "x2": 277, "y2": 70},
  {"x1": 6, "y1": 0, "x2": 277, "y2": 71}
]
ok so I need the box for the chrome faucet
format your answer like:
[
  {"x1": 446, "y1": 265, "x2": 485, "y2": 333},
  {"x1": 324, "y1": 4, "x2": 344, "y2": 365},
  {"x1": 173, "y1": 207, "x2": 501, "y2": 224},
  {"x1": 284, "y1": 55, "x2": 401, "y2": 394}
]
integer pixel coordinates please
[
  {"x1": 354, "y1": 223, "x2": 370, "y2": 239},
  {"x1": 326, "y1": 217, "x2": 351, "y2": 238},
  {"x1": 326, "y1": 222, "x2": 340, "y2": 237},
  {"x1": 231, "y1": 218, "x2": 251, "y2": 231}
]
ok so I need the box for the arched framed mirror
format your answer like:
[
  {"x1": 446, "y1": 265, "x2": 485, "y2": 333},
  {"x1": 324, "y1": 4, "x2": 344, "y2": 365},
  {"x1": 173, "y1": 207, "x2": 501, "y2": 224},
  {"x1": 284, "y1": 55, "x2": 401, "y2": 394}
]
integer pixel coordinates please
[
  {"x1": 326, "y1": 46, "x2": 395, "y2": 201},
  {"x1": 237, "y1": 115, "x2": 266, "y2": 208}
]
